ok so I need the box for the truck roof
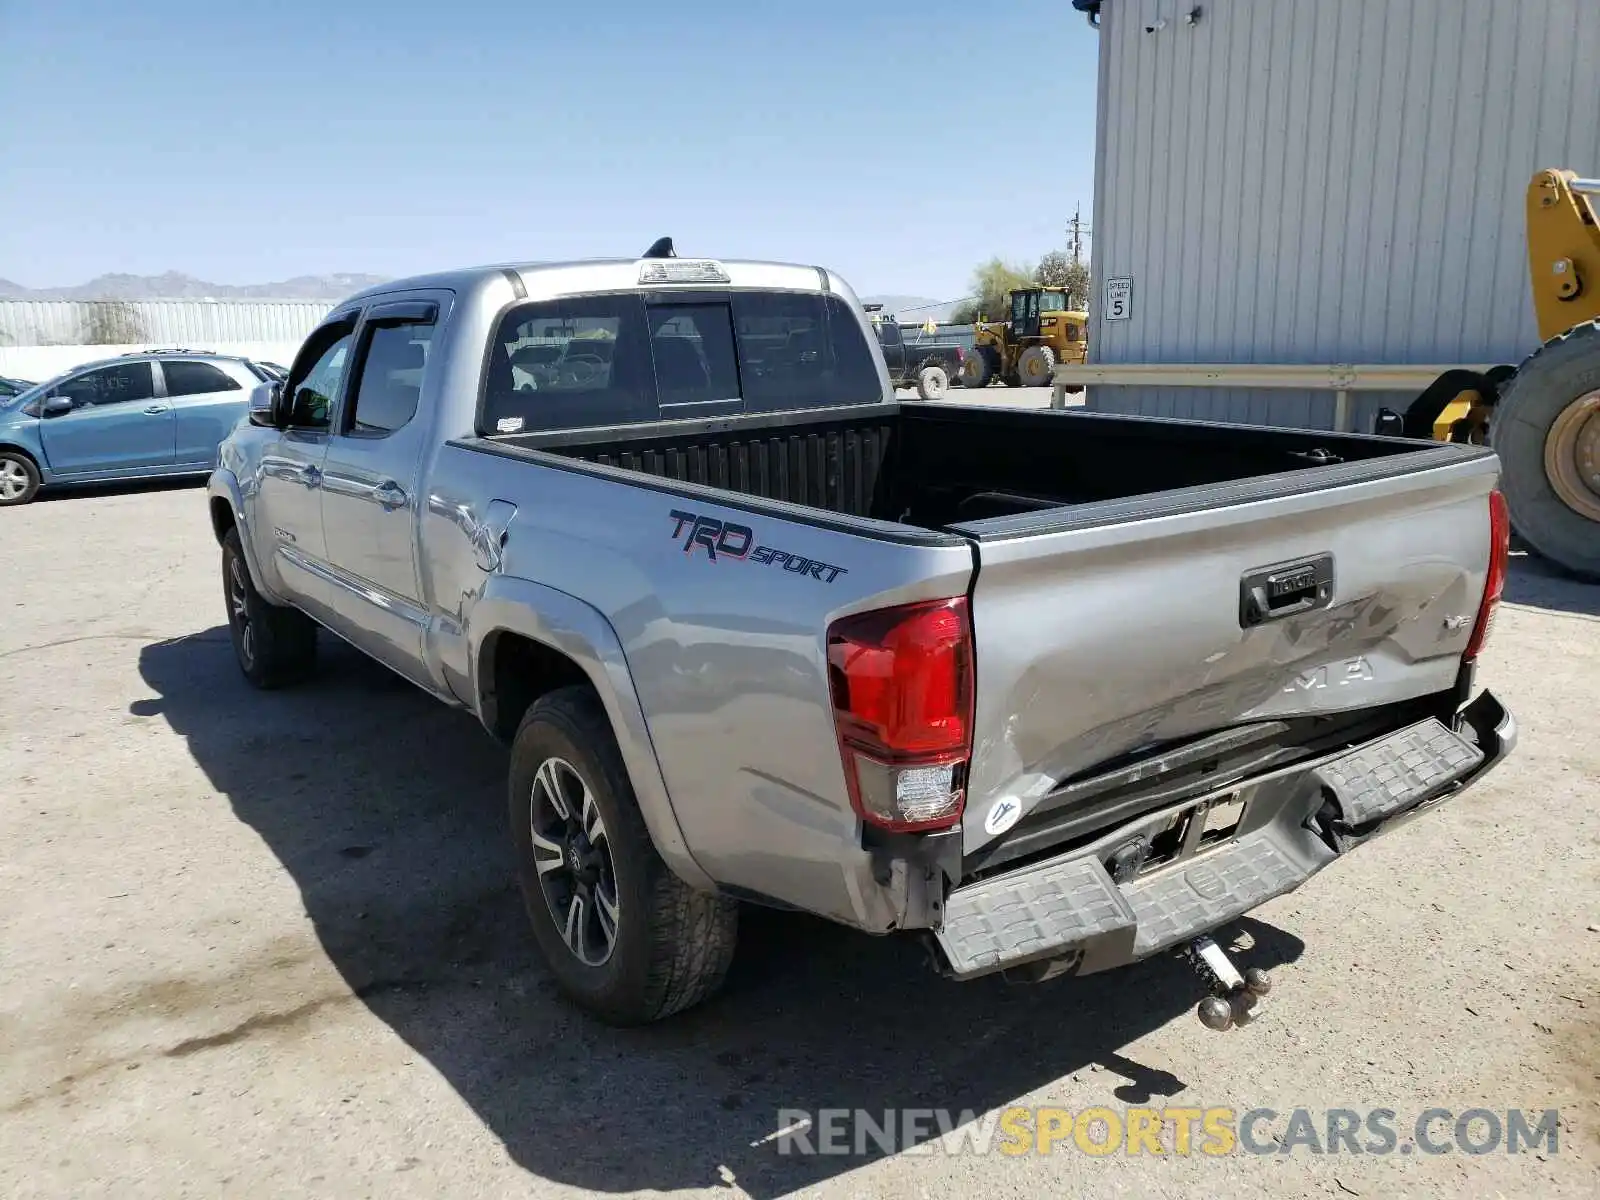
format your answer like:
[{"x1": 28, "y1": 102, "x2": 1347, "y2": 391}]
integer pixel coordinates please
[{"x1": 337, "y1": 256, "x2": 855, "y2": 309}]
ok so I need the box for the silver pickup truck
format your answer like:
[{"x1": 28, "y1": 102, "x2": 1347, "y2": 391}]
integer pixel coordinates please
[{"x1": 208, "y1": 245, "x2": 1515, "y2": 1029}]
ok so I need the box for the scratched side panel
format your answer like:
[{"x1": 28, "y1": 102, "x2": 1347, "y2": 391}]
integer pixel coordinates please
[{"x1": 419, "y1": 442, "x2": 974, "y2": 928}]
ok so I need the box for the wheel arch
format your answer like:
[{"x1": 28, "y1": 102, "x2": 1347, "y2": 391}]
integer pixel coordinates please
[{"x1": 469, "y1": 577, "x2": 715, "y2": 891}]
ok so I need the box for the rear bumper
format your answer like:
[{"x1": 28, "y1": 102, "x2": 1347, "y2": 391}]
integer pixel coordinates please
[{"x1": 933, "y1": 690, "x2": 1515, "y2": 982}]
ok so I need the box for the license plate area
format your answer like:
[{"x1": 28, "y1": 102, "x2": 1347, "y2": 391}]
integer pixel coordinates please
[{"x1": 1131, "y1": 791, "x2": 1249, "y2": 876}]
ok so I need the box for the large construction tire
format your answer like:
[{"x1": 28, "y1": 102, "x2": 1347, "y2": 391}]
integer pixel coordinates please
[
  {"x1": 1016, "y1": 345, "x2": 1056, "y2": 388},
  {"x1": 961, "y1": 348, "x2": 995, "y2": 389},
  {"x1": 1491, "y1": 320, "x2": 1600, "y2": 582}
]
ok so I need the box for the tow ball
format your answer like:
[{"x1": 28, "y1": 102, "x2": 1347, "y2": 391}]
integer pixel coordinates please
[{"x1": 1184, "y1": 935, "x2": 1272, "y2": 1031}]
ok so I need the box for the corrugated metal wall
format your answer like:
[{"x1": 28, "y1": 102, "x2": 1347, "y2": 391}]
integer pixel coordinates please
[
  {"x1": 1087, "y1": 0, "x2": 1600, "y2": 430},
  {"x1": 0, "y1": 299, "x2": 333, "y2": 349}
]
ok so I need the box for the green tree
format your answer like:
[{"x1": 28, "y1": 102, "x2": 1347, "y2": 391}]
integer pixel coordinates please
[
  {"x1": 952, "y1": 257, "x2": 1035, "y2": 324},
  {"x1": 1035, "y1": 251, "x2": 1091, "y2": 309}
]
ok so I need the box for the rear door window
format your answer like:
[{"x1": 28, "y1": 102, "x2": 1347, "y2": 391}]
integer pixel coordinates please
[{"x1": 162, "y1": 360, "x2": 241, "y2": 396}]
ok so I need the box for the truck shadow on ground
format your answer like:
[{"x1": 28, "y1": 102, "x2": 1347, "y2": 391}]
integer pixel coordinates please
[
  {"x1": 1503, "y1": 550, "x2": 1600, "y2": 617},
  {"x1": 135, "y1": 629, "x2": 1304, "y2": 1198}
]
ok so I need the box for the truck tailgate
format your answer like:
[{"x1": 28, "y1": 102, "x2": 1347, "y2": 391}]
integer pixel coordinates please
[{"x1": 958, "y1": 448, "x2": 1501, "y2": 857}]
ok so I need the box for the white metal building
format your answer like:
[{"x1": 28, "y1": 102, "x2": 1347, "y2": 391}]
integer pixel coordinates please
[
  {"x1": 1081, "y1": 0, "x2": 1600, "y2": 431},
  {"x1": 0, "y1": 299, "x2": 332, "y2": 380}
]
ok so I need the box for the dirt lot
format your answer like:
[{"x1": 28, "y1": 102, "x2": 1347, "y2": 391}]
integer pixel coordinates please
[{"x1": 2, "y1": 472, "x2": 1597, "y2": 1200}]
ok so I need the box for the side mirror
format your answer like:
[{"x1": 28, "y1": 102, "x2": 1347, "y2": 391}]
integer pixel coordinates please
[
  {"x1": 248, "y1": 380, "x2": 283, "y2": 428},
  {"x1": 42, "y1": 395, "x2": 73, "y2": 417}
]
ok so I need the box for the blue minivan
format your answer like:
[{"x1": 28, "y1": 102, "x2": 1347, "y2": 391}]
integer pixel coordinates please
[{"x1": 0, "y1": 351, "x2": 273, "y2": 506}]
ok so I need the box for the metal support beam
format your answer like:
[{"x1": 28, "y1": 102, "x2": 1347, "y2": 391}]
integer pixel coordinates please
[{"x1": 1050, "y1": 362, "x2": 1499, "y2": 431}]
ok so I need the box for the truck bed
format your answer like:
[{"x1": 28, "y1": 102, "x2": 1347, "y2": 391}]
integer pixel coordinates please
[{"x1": 475, "y1": 400, "x2": 1482, "y2": 537}]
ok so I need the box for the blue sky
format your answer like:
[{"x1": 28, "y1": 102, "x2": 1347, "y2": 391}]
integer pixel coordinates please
[{"x1": 0, "y1": 0, "x2": 1099, "y2": 299}]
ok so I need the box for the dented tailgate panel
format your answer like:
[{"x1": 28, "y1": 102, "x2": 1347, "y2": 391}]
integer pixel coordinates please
[{"x1": 958, "y1": 453, "x2": 1500, "y2": 856}]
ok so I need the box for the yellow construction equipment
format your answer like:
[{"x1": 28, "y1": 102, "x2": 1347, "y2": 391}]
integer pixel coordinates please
[
  {"x1": 1398, "y1": 169, "x2": 1600, "y2": 581},
  {"x1": 960, "y1": 287, "x2": 1088, "y2": 390}
]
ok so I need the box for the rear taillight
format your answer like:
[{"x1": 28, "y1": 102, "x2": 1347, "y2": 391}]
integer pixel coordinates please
[
  {"x1": 956, "y1": 347, "x2": 966, "y2": 363},
  {"x1": 1464, "y1": 489, "x2": 1510, "y2": 662},
  {"x1": 826, "y1": 597, "x2": 974, "y2": 832}
]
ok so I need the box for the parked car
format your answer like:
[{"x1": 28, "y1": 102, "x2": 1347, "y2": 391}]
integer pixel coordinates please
[
  {"x1": 0, "y1": 376, "x2": 36, "y2": 399},
  {"x1": 0, "y1": 351, "x2": 274, "y2": 506},
  {"x1": 866, "y1": 308, "x2": 967, "y2": 400},
  {"x1": 209, "y1": 248, "x2": 1513, "y2": 1029}
]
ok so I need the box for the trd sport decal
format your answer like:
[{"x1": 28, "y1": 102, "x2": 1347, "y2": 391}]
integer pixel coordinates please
[{"x1": 668, "y1": 509, "x2": 848, "y2": 583}]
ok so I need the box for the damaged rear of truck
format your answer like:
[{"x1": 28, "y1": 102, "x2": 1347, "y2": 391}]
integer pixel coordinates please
[{"x1": 213, "y1": 253, "x2": 1514, "y2": 1028}]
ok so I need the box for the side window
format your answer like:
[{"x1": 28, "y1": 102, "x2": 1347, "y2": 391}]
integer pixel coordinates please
[
  {"x1": 482, "y1": 294, "x2": 656, "y2": 433},
  {"x1": 823, "y1": 296, "x2": 885, "y2": 405},
  {"x1": 732, "y1": 291, "x2": 828, "y2": 413},
  {"x1": 284, "y1": 325, "x2": 356, "y2": 431},
  {"x1": 53, "y1": 362, "x2": 155, "y2": 410},
  {"x1": 346, "y1": 319, "x2": 434, "y2": 435},
  {"x1": 877, "y1": 322, "x2": 903, "y2": 348},
  {"x1": 648, "y1": 303, "x2": 741, "y2": 410},
  {"x1": 162, "y1": 361, "x2": 241, "y2": 397}
]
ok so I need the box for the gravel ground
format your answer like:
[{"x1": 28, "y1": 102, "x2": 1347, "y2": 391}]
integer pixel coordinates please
[{"x1": 1, "y1": 462, "x2": 1597, "y2": 1199}]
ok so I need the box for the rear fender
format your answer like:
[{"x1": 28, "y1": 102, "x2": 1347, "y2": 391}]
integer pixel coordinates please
[{"x1": 467, "y1": 575, "x2": 715, "y2": 892}]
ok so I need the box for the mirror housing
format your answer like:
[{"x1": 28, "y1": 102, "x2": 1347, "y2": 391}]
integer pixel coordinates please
[
  {"x1": 42, "y1": 395, "x2": 73, "y2": 417},
  {"x1": 248, "y1": 380, "x2": 283, "y2": 428}
]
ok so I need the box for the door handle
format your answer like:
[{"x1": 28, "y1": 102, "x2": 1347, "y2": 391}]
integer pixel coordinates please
[
  {"x1": 372, "y1": 480, "x2": 409, "y2": 510},
  {"x1": 144, "y1": 404, "x2": 168, "y2": 415},
  {"x1": 300, "y1": 463, "x2": 322, "y2": 489}
]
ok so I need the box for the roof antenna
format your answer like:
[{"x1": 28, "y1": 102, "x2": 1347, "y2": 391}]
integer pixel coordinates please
[{"x1": 642, "y1": 236, "x2": 676, "y2": 259}]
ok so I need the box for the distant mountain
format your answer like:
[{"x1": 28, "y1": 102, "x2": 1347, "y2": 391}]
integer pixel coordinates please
[
  {"x1": 860, "y1": 294, "x2": 964, "y2": 324},
  {"x1": 0, "y1": 271, "x2": 390, "y2": 301}
]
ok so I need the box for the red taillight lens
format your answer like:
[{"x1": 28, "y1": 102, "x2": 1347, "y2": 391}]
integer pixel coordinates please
[
  {"x1": 827, "y1": 597, "x2": 974, "y2": 831},
  {"x1": 1464, "y1": 489, "x2": 1510, "y2": 662},
  {"x1": 956, "y1": 347, "x2": 966, "y2": 363}
]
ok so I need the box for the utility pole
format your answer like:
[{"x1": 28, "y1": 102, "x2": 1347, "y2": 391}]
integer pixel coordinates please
[{"x1": 1069, "y1": 207, "x2": 1089, "y2": 267}]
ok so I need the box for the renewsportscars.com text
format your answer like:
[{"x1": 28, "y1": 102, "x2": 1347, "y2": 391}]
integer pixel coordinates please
[{"x1": 767, "y1": 1106, "x2": 1562, "y2": 1158}]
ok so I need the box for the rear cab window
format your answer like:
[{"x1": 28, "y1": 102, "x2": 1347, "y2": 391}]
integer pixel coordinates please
[{"x1": 479, "y1": 289, "x2": 882, "y2": 435}]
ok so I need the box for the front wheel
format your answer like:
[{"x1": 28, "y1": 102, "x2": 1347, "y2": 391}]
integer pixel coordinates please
[
  {"x1": 509, "y1": 686, "x2": 739, "y2": 1025},
  {"x1": 222, "y1": 527, "x2": 318, "y2": 688},
  {"x1": 961, "y1": 349, "x2": 994, "y2": 389},
  {"x1": 0, "y1": 451, "x2": 41, "y2": 506}
]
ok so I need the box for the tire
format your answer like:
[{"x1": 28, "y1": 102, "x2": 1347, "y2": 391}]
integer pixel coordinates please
[
  {"x1": 0, "y1": 450, "x2": 41, "y2": 506},
  {"x1": 1491, "y1": 320, "x2": 1600, "y2": 582},
  {"x1": 915, "y1": 364, "x2": 950, "y2": 402},
  {"x1": 509, "y1": 686, "x2": 739, "y2": 1025},
  {"x1": 222, "y1": 527, "x2": 318, "y2": 688},
  {"x1": 961, "y1": 348, "x2": 994, "y2": 389},
  {"x1": 1017, "y1": 345, "x2": 1057, "y2": 388}
]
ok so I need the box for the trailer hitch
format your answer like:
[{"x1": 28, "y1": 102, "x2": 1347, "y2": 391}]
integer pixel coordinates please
[{"x1": 1184, "y1": 935, "x2": 1272, "y2": 1031}]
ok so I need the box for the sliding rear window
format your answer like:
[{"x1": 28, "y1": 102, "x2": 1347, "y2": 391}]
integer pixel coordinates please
[{"x1": 479, "y1": 290, "x2": 882, "y2": 434}]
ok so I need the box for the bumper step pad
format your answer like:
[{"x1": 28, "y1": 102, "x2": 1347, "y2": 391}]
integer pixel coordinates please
[
  {"x1": 1312, "y1": 716, "x2": 1483, "y2": 827},
  {"x1": 937, "y1": 716, "x2": 1484, "y2": 980}
]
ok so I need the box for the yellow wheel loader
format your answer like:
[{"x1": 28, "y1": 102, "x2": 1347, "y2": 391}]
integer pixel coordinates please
[
  {"x1": 1392, "y1": 169, "x2": 1600, "y2": 581},
  {"x1": 960, "y1": 287, "x2": 1089, "y2": 390}
]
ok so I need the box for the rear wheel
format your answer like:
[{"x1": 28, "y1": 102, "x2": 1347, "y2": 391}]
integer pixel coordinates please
[
  {"x1": 1017, "y1": 345, "x2": 1057, "y2": 388},
  {"x1": 915, "y1": 364, "x2": 949, "y2": 401},
  {"x1": 1492, "y1": 320, "x2": 1600, "y2": 581},
  {"x1": 509, "y1": 686, "x2": 739, "y2": 1025},
  {"x1": 0, "y1": 451, "x2": 41, "y2": 506}
]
